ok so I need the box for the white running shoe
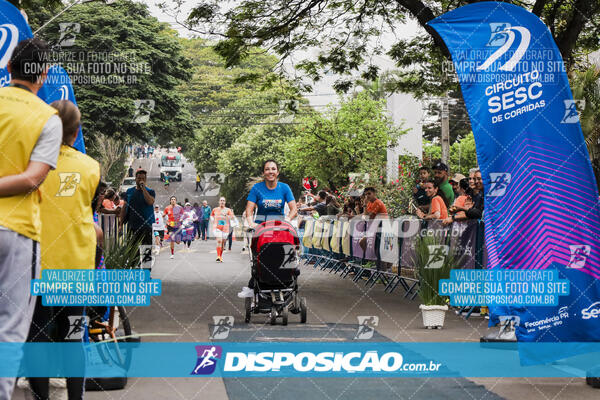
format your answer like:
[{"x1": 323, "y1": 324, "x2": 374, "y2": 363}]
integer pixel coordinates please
[
  {"x1": 170, "y1": 254, "x2": 174, "y2": 259},
  {"x1": 237, "y1": 286, "x2": 254, "y2": 298}
]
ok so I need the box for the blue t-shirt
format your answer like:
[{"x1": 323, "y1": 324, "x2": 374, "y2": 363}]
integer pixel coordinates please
[
  {"x1": 200, "y1": 205, "x2": 211, "y2": 220},
  {"x1": 125, "y1": 186, "x2": 156, "y2": 230},
  {"x1": 247, "y1": 181, "x2": 294, "y2": 223}
]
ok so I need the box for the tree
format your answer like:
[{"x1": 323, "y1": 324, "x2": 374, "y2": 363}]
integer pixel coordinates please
[
  {"x1": 182, "y1": 0, "x2": 600, "y2": 96},
  {"x1": 571, "y1": 66, "x2": 600, "y2": 187},
  {"x1": 25, "y1": 0, "x2": 195, "y2": 149},
  {"x1": 283, "y1": 92, "x2": 404, "y2": 189},
  {"x1": 179, "y1": 37, "x2": 287, "y2": 116},
  {"x1": 449, "y1": 132, "x2": 478, "y2": 176}
]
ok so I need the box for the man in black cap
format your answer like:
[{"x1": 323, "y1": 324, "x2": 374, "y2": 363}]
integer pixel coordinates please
[
  {"x1": 120, "y1": 169, "x2": 155, "y2": 246},
  {"x1": 432, "y1": 161, "x2": 455, "y2": 206}
]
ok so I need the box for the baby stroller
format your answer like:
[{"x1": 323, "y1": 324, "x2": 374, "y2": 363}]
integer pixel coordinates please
[{"x1": 245, "y1": 220, "x2": 307, "y2": 325}]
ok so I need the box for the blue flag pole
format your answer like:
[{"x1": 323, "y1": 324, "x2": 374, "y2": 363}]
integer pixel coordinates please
[{"x1": 428, "y1": 2, "x2": 600, "y2": 359}]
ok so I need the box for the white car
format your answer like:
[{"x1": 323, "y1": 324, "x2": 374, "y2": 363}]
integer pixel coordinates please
[{"x1": 120, "y1": 177, "x2": 136, "y2": 192}]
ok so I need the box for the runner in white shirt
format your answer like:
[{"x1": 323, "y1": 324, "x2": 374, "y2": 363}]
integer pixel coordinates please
[{"x1": 152, "y1": 205, "x2": 166, "y2": 246}]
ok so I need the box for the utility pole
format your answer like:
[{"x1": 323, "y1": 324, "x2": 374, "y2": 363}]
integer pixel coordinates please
[{"x1": 441, "y1": 94, "x2": 450, "y2": 164}]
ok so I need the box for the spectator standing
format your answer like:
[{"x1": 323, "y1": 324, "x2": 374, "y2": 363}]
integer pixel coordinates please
[
  {"x1": 432, "y1": 162, "x2": 455, "y2": 206},
  {"x1": 413, "y1": 166, "x2": 431, "y2": 212},
  {"x1": 199, "y1": 200, "x2": 211, "y2": 240},
  {"x1": 465, "y1": 169, "x2": 484, "y2": 219},
  {"x1": 192, "y1": 202, "x2": 201, "y2": 238},
  {"x1": 128, "y1": 165, "x2": 134, "y2": 177},
  {"x1": 449, "y1": 173, "x2": 466, "y2": 199},
  {"x1": 443, "y1": 178, "x2": 470, "y2": 225},
  {"x1": 100, "y1": 188, "x2": 121, "y2": 215},
  {"x1": 195, "y1": 172, "x2": 203, "y2": 192},
  {"x1": 0, "y1": 38, "x2": 61, "y2": 400},
  {"x1": 364, "y1": 187, "x2": 388, "y2": 219},
  {"x1": 120, "y1": 169, "x2": 156, "y2": 250},
  {"x1": 415, "y1": 180, "x2": 448, "y2": 220},
  {"x1": 27, "y1": 99, "x2": 100, "y2": 400},
  {"x1": 303, "y1": 190, "x2": 328, "y2": 217},
  {"x1": 326, "y1": 195, "x2": 342, "y2": 216}
]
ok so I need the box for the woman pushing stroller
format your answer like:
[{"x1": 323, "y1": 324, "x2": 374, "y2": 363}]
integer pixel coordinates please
[{"x1": 238, "y1": 160, "x2": 298, "y2": 298}]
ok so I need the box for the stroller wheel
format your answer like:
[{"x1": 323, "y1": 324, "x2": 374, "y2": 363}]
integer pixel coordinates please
[
  {"x1": 282, "y1": 306, "x2": 288, "y2": 326},
  {"x1": 300, "y1": 297, "x2": 307, "y2": 323},
  {"x1": 270, "y1": 307, "x2": 277, "y2": 325},
  {"x1": 244, "y1": 297, "x2": 252, "y2": 323}
]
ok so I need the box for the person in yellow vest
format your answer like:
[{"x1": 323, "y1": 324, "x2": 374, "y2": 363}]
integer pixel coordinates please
[
  {"x1": 25, "y1": 99, "x2": 100, "y2": 400},
  {"x1": 0, "y1": 38, "x2": 62, "y2": 400}
]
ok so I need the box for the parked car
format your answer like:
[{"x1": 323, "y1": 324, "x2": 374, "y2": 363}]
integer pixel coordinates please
[{"x1": 120, "y1": 177, "x2": 136, "y2": 192}]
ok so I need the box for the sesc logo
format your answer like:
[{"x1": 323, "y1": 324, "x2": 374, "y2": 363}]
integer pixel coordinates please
[
  {"x1": 478, "y1": 24, "x2": 531, "y2": 72},
  {"x1": 560, "y1": 99, "x2": 585, "y2": 124},
  {"x1": 567, "y1": 244, "x2": 590, "y2": 269},
  {"x1": 0, "y1": 24, "x2": 19, "y2": 69},
  {"x1": 59, "y1": 85, "x2": 69, "y2": 100},
  {"x1": 487, "y1": 172, "x2": 511, "y2": 197},
  {"x1": 191, "y1": 345, "x2": 222, "y2": 375},
  {"x1": 581, "y1": 302, "x2": 600, "y2": 320}
]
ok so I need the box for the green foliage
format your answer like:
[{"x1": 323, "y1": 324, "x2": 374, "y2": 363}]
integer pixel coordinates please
[
  {"x1": 103, "y1": 233, "x2": 143, "y2": 270},
  {"x1": 449, "y1": 133, "x2": 478, "y2": 176},
  {"x1": 26, "y1": 0, "x2": 195, "y2": 148},
  {"x1": 415, "y1": 235, "x2": 453, "y2": 306},
  {"x1": 283, "y1": 92, "x2": 404, "y2": 189},
  {"x1": 183, "y1": 0, "x2": 600, "y2": 96},
  {"x1": 422, "y1": 134, "x2": 478, "y2": 176}
]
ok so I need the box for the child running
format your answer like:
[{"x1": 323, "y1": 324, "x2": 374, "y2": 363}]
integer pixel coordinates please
[
  {"x1": 211, "y1": 197, "x2": 234, "y2": 262},
  {"x1": 163, "y1": 196, "x2": 183, "y2": 259}
]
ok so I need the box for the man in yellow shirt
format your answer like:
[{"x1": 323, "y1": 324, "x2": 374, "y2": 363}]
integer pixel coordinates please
[
  {"x1": 26, "y1": 99, "x2": 100, "y2": 400},
  {"x1": 0, "y1": 38, "x2": 62, "y2": 399}
]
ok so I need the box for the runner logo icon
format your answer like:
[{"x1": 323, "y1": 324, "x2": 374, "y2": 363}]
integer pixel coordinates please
[
  {"x1": 477, "y1": 24, "x2": 531, "y2": 71},
  {"x1": 210, "y1": 316, "x2": 234, "y2": 339},
  {"x1": 487, "y1": 173, "x2": 511, "y2": 197},
  {"x1": 486, "y1": 22, "x2": 511, "y2": 46},
  {"x1": 191, "y1": 345, "x2": 222, "y2": 375},
  {"x1": 355, "y1": 316, "x2": 378, "y2": 340},
  {"x1": 0, "y1": 24, "x2": 19, "y2": 69},
  {"x1": 65, "y1": 316, "x2": 88, "y2": 340},
  {"x1": 425, "y1": 245, "x2": 449, "y2": 269},
  {"x1": 132, "y1": 99, "x2": 155, "y2": 123},
  {"x1": 58, "y1": 23, "x2": 80, "y2": 47},
  {"x1": 567, "y1": 245, "x2": 590, "y2": 269},
  {"x1": 561, "y1": 99, "x2": 585, "y2": 124},
  {"x1": 55, "y1": 172, "x2": 81, "y2": 196}
]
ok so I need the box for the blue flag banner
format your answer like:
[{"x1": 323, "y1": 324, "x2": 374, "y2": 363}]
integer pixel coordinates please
[
  {"x1": 38, "y1": 64, "x2": 86, "y2": 153},
  {"x1": 0, "y1": 0, "x2": 33, "y2": 87},
  {"x1": 0, "y1": 0, "x2": 86, "y2": 152},
  {"x1": 428, "y1": 2, "x2": 600, "y2": 350}
]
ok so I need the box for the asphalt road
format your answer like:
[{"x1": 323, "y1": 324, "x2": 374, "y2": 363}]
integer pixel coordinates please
[{"x1": 12, "y1": 153, "x2": 598, "y2": 399}]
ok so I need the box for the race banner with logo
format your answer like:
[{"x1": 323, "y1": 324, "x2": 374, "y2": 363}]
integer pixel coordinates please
[
  {"x1": 429, "y1": 2, "x2": 600, "y2": 347},
  {"x1": 449, "y1": 220, "x2": 479, "y2": 269},
  {"x1": 0, "y1": 0, "x2": 33, "y2": 88},
  {"x1": 38, "y1": 64, "x2": 86, "y2": 153},
  {"x1": 0, "y1": 0, "x2": 86, "y2": 153},
  {"x1": 379, "y1": 219, "x2": 400, "y2": 264}
]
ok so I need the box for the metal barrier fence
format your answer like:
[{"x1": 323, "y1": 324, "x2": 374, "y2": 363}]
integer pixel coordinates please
[
  {"x1": 299, "y1": 216, "x2": 486, "y2": 298},
  {"x1": 97, "y1": 213, "x2": 128, "y2": 251}
]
